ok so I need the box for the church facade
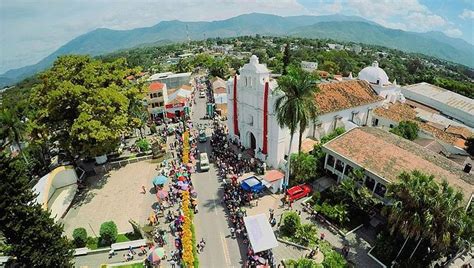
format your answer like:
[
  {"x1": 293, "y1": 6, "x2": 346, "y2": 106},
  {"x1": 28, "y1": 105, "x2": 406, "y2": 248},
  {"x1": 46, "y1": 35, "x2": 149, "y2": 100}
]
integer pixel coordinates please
[{"x1": 227, "y1": 56, "x2": 402, "y2": 171}]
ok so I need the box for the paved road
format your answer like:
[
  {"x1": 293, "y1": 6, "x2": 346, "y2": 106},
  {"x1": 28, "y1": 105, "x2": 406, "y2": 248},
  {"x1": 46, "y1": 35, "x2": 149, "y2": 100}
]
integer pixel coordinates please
[{"x1": 190, "y1": 94, "x2": 245, "y2": 267}]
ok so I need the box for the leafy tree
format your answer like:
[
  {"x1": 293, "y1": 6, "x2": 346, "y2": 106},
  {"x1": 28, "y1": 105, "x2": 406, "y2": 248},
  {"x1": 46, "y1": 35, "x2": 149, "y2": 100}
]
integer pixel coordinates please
[
  {"x1": 72, "y1": 227, "x2": 88, "y2": 248},
  {"x1": 136, "y1": 138, "x2": 150, "y2": 152},
  {"x1": 390, "y1": 120, "x2": 419, "y2": 140},
  {"x1": 295, "y1": 223, "x2": 318, "y2": 246},
  {"x1": 333, "y1": 169, "x2": 381, "y2": 212},
  {"x1": 314, "y1": 202, "x2": 348, "y2": 225},
  {"x1": 99, "y1": 221, "x2": 118, "y2": 246},
  {"x1": 0, "y1": 108, "x2": 27, "y2": 163},
  {"x1": 280, "y1": 211, "x2": 301, "y2": 237},
  {"x1": 290, "y1": 152, "x2": 317, "y2": 184},
  {"x1": 209, "y1": 58, "x2": 229, "y2": 78},
  {"x1": 30, "y1": 55, "x2": 143, "y2": 159},
  {"x1": 282, "y1": 43, "x2": 291, "y2": 75},
  {"x1": 0, "y1": 153, "x2": 74, "y2": 266}
]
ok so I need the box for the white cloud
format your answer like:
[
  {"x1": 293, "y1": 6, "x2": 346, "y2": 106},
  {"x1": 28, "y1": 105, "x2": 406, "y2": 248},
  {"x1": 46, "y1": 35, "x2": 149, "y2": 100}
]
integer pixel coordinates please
[
  {"x1": 459, "y1": 9, "x2": 474, "y2": 19},
  {"x1": 444, "y1": 28, "x2": 463, "y2": 38}
]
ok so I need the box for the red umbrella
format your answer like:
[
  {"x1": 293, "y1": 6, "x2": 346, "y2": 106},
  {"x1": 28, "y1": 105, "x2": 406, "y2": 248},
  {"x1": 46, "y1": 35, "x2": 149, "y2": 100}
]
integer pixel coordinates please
[
  {"x1": 178, "y1": 176, "x2": 187, "y2": 181},
  {"x1": 156, "y1": 190, "x2": 168, "y2": 199}
]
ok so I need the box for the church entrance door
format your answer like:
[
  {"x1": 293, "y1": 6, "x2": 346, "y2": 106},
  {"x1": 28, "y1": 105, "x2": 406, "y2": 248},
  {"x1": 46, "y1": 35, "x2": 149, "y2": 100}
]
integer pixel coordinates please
[{"x1": 249, "y1": 132, "x2": 257, "y2": 151}]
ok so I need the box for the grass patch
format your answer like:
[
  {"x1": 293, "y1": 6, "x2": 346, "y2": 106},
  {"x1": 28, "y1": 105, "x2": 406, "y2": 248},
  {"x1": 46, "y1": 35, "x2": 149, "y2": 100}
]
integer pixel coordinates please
[
  {"x1": 86, "y1": 237, "x2": 101, "y2": 250},
  {"x1": 116, "y1": 232, "x2": 143, "y2": 243},
  {"x1": 106, "y1": 263, "x2": 144, "y2": 268}
]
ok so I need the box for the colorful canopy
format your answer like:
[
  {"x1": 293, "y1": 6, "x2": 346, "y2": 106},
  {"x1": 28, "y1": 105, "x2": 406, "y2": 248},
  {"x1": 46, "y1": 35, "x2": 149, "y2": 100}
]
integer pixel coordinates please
[
  {"x1": 152, "y1": 175, "x2": 168, "y2": 185},
  {"x1": 156, "y1": 190, "x2": 168, "y2": 199},
  {"x1": 148, "y1": 247, "x2": 165, "y2": 262}
]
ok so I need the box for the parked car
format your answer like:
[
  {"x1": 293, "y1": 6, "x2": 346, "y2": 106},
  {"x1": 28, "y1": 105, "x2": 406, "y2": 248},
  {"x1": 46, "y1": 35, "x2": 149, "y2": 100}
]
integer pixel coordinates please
[
  {"x1": 199, "y1": 153, "x2": 210, "y2": 172},
  {"x1": 287, "y1": 184, "x2": 312, "y2": 201}
]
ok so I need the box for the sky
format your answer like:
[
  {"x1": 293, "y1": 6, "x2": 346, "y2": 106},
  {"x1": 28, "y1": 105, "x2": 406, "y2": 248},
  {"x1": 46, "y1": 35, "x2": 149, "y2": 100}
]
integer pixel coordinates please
[{"x1": 0, "y1": 0, "x2": 473, "y2": 73}]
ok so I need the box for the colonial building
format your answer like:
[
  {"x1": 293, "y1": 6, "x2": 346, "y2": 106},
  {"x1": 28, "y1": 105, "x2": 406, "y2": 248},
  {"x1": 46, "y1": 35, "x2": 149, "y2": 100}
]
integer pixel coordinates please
[
  {"x1": 212, "y1": 77, "x2": 228, "y2": 117},
  {"x1": 322, "y1": 127, "x2": 473, "y2": 205},
  {"x1": 358, "y1": 61, "x2": 405, "y2": 104},
  {"x1": 149, "y1": 72, "x2": 192, "y2": 89},
  {"x1": 227, "y1": 55, "x2": 389, "y2": 169},
  {"x1": 146, "y1": 82, "x2": 168, "y2": 120}
]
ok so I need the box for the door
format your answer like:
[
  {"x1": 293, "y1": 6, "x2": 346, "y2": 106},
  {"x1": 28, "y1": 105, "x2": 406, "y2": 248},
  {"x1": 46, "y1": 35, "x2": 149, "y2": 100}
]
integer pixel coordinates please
[{"x1": 250, "y1": 132, "x2": 256, "y2": 150}]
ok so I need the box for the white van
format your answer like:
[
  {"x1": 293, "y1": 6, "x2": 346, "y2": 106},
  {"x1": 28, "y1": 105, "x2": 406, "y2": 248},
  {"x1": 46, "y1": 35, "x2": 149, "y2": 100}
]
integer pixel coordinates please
[{"x1": 199, "y1": 153, "x2": 210, "y2": 172}]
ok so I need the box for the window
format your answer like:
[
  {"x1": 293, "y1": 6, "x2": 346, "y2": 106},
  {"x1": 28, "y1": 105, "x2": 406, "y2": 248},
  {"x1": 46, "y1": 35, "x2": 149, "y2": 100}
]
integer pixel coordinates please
[
  {"x1": 374, "y1": 183, "x2": 387, "y2": 197},
  {"x1": 344, "y1": 165, "x2": 353, "y2": 176},
  {"x1": 335, "y1": 159, "x2": 344, "y2": 172},
  {"x1": 158, "y1": 92, "x2": 163, "y2": 97},
  {"x1": 374, "y1": 119, "x2": 379, "y2": 126},
  {"x1": 389, "y1": 124, "x2": 394, "y2": 128},
  {"x1": 364, "y1": 177, "x2": 376, "y2": 191},
  {"x1": 327, "y1": 154, "x2": 335, "y2": 167},
  {"x1": 159, "y1": 101, "x2": 164, "y2": 106}
]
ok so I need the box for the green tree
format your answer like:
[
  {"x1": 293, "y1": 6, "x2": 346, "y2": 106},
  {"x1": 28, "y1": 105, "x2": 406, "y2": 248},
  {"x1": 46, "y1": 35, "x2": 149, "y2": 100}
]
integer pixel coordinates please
[
  {"x1": 136, "y1": 138, "x2": 150, "y2": 152},
  {"x1": 99, "y1": 221, "x2": 118, "y2": 246},
  {"x1": 290, "y1": 152, "x2": 317, "y2": 184},
  {"x1": 282, "y1": 43, "x2": 291, "y2": 75},
  {"x1": 280, "y1": 211, "x2": 301, "y2": 237},
  {"x1": 30, "y1": 55, "x2": 142, "y2": 159},
  {"x1": 0, "y1": 108, "x2": 27, "y2": 163},
  {"x1": 72, "y1": 227, "x2": 88, "y2": 248},
  {"x1": 0, "y1": 153, "x2": 74, "y2": 266},
  {"x1": 209, "y1": 58, "x2": 229, "y2": 78},
  {"x1": 275, "y1": 66, "x2": 319, "y2": 185},
  {"x1": 390, "y1": 120, "x2": 419, "y2": 140},
  {"x1": 386, "y1": 170, "x2": 470, "y2": 263}
]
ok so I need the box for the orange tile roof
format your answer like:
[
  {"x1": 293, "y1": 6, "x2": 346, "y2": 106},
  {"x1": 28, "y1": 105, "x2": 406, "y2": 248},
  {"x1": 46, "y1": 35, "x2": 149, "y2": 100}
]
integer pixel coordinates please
[
  {"x1": 316, "y1": 80, "x2": 383, "y2": 114},
  {"x1": 149, "y1": 82, "x2": 165, "y2": 92},
  {"x1": 301, "y1": 138, "x2": 319, "y2": 153},
  {"x1": 374, "y1": 103, "x2": 468, "y2": 146},
  {"x1": 264, "y1": 170, "x2": 285, "y2": 182},
  {"x1": 446, "y1": 125, "x2": 473, "y2": 140},
  {"x1": 168, "y1": 96, "x2": 187, "y2": 105},
  {"x1": 324, "y1": 127, "x2": 473, "y2": 203},
  {"x1": 181, "y1": 85, "x2": 193, "y2": 91}
]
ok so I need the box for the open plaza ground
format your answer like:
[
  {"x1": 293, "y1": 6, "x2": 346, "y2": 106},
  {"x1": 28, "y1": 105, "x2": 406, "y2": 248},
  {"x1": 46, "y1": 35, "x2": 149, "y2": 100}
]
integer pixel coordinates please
[{"x1": 62, "y1": 161, "x2": 159, "y2": 237}]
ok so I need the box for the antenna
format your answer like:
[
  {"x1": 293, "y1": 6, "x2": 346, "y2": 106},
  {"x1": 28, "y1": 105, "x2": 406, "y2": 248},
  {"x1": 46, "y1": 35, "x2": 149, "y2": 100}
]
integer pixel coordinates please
[{"x1": 186, "y1": 24, "x2": 190, "y2": 45}]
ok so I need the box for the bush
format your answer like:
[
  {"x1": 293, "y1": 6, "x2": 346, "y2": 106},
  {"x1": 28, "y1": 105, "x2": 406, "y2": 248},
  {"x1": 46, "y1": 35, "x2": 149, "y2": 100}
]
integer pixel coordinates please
[
  {"x1": 72, "y1": 228, "x2": 88, "y2": 248},
  {"x1": 99, "y1": 221, "x2": 118, "y2": 246},
  {"x1": 280, "y1": 211, "x2": 301, "y2": 237},
  {"x1": 390, "y1": 121, "x2": 419, "y2": 140},
  {"x1": 136, "y1": 138, "x2": 150, "y2": 152},
  {"x1": 295, "y1": 223, "x2": 318, "y2": 246},
  {"x1": 150, "y1": 124, "x2": 157, "y2": 134},
  {"x1": 290, "y1": 152, "x2": 317, "y2": 184},
  {"x1": 315, "y1": 202, "x2": 348, "y2": 225}
]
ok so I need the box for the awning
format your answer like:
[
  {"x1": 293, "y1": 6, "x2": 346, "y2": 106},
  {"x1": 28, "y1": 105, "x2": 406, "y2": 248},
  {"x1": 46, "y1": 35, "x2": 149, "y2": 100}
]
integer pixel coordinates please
[
  {"x1": 241, "y1": 176, "x2": 265, "y2": 193},
  {"x1": 243, "y1": 214, "x2": 278, "y2": 253},
  {"x1": 263, "y1": 170, "x2": 284, "y2": 183}
]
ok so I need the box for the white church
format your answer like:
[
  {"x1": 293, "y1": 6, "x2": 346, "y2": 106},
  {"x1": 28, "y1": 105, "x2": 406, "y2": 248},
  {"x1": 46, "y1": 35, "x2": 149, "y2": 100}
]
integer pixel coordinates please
[{"x1": 226, "y1": 55, "x2": 403, "y2": 169}]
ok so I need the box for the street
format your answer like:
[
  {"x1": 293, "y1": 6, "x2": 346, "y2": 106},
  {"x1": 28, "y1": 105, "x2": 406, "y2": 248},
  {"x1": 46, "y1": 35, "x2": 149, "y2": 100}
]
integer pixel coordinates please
[{"x1": 190, "y1": 93, "x2": 245, "y2": 267}]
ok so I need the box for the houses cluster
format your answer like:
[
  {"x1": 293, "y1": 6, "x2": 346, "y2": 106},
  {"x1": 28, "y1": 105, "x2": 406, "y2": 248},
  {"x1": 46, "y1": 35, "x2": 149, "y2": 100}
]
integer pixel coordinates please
[{"x1": 226, "y1": 55, "x2": 473, "y2": 208}]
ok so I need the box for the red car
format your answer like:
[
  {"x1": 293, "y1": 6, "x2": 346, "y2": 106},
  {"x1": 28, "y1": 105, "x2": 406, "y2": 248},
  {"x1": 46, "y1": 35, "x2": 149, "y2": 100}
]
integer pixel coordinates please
[{"x1": 287, "y1": 184, "x2": 312, "y2": 201}]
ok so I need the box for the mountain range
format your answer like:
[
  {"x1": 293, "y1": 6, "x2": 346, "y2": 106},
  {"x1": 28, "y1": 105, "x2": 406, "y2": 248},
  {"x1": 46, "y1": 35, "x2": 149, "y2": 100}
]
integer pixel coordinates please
[{"x1": 1, "y1": 13, "x2": 473, "y2": 87}]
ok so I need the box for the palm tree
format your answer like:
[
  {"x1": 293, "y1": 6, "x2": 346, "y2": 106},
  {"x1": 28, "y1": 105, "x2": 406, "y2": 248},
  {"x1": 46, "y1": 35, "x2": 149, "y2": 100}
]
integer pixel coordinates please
[
  {"x1": 0, "y1": 109, "x2": 28, "y2": 163},
  {"x1": 275, "y1": 66, "x2": 318, "y2": 186},
  {"x1": 386, "y1": 170, "x2": 468, "y2": 263}
]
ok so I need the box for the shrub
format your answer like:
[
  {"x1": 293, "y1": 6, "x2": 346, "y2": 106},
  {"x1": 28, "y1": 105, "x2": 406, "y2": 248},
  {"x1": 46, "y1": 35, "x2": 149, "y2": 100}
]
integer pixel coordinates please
[
  {"x1": 136, "y1": 138, "x2": 150, "y2": 152},
  {"x1": 149, "y1": 124, "x2": 157, "y2": 134},
  {"x1": 290, "y1": 152, "x2": 317, "y2": 184},
  {"x1": 295, "y1": 223, "x2": 318, "y2": 246},
  {"x1": 280, "y1": 211, "x2": 301, "y2": 237},
  {"x1": 72, "y1": 227, "x2": 88, "y2": 248},
  {"x1": 315, "y1": 202, "x2": 348, "y2": 225},
  {"x1": 99, "y1": 221, "x2": 118, "y2": 246},
  {"x1": 390, "y1": 120, "x2": 419, "y2": 140}
]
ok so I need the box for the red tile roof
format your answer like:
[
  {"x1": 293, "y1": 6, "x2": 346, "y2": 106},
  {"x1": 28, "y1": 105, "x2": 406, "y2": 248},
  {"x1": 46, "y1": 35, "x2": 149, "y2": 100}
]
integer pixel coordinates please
[
  {"x1": 324, "y1": 127, "x2": 473, "y2": 203},
  {"x1": 264, "y1": 170, "x2": 285, "y2": 182},
  {"x1": 446, "y1": 125, "x2": 473, "y2": 140},
  {"x1": 149, "y1": 82, "x2": 165, "y2": 92},
  {"x1": 316, "y1": 80, "x2": 383, "y2": 114}
]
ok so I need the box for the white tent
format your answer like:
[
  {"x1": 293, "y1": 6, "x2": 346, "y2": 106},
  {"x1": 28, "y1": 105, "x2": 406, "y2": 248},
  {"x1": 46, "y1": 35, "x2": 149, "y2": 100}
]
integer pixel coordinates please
[{"x1": 243, "y1": 213, "x2": 279, "y2": 253}]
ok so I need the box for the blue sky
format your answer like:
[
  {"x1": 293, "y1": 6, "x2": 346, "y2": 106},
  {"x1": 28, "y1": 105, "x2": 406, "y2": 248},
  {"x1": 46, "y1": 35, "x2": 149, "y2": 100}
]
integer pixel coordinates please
[{"x1": 1, "y1": 0, "x2": 473, "y2": 73}]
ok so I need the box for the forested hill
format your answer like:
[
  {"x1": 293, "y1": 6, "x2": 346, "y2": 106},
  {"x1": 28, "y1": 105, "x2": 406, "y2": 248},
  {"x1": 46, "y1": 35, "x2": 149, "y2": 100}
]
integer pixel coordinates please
[
  {"x1": 1, "y1": 13, "x2": 473, "y2": 87},
  {"x1": 290, "y1": 21, "x2": 473, "y2": 68}
]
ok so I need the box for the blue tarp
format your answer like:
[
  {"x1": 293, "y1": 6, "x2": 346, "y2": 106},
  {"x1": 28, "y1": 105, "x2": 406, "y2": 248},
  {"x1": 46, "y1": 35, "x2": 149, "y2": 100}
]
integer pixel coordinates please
[{"x1": 241, "y1": 176, "x2": 265, "y2": 193}]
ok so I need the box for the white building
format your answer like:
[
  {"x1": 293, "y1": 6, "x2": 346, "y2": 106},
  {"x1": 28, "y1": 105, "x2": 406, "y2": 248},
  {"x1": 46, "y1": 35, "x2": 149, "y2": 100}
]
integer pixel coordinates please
[
  {"x1": 212, "y1": 77, "x2": 228, "y2": 117},
  {"x1": 301, "y1": 61, "x2": 318, "y2": 72},
  {"x1": 149, "y1": 72, "x2": 192, "y2": 89},
  {"x1": 358, "y1": 61, "x2": 405, "y2": 104},
  {"x1": 227, "y1": 55, "x2": 386, "y2": 170},
  {"x1": 401, "y1": 82, "x2": 474, "y2": 127}
]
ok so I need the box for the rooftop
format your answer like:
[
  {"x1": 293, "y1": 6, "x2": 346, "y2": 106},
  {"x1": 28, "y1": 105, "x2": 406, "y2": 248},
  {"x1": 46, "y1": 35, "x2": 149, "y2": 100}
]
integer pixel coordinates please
[
  {"x1": 316, "y1": 80, "x2": 383, "y2": 114},
  {"x1": 324, "y1": 127, "x2": 473, "y2": 202},
  {"x1": 374, "y1": 102, "x2": 470, "y2": 147},
  {"x1": 149, "y1": 82, "x2": 165, "y2": 92},
  {"x1": 403, "y1": 82, "x2": 474, "y2": 116},
  {"x1": 149, "y1": 72, "x2": 192, "y2": 81}
]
